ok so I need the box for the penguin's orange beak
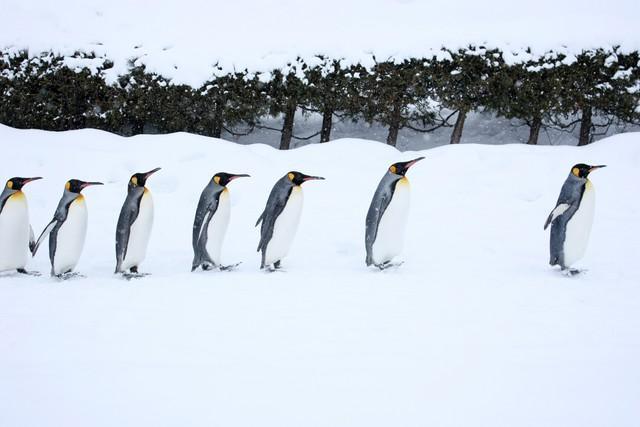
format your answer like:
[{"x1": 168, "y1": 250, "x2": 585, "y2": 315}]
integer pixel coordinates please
[
  {"x1": 144, "y1": 167, "x2": 161, "y2": 179},
  {"x1": 22, "y1": 177, "x2": 43, "y2": 185},
  {"x1": 589, "y1": 165, "x2": 606, "y2": 172},
  {"x1": 302, "y1": 175, "x2": 325, "y2": 182}
]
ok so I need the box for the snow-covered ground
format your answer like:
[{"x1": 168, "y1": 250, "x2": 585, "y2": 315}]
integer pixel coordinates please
[
  {"x1": 2, "y1": 0, "x2": 639, "y2": 85},
  {"x1": 0, "y1": 124, "x2": 638, "y2": 426}
]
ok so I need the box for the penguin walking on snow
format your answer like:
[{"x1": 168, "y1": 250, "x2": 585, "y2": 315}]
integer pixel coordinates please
[
  {"x1": 115, "y1": 168, "x2": 161, "y2": 278},
  {"x1": 0, "y1": 177, "x2": 42, "y2": 275},
  {"x1": 192, "y1": 172, "x2": 250, "y2": 272},
  {"x1": 256, "y1": 171, "x2": 324, "y2": 271},
  {"x1": 544, "y1": 163, "x2": 606, "y2": 275},
  {"x1": 32, "y1": 179, "x2": 103, "y2": 278},
  {"x1": 365, "y1": 157, "x2": 424, "y2": 270}
]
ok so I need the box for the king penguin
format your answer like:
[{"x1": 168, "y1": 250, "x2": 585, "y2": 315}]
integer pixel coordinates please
[
  {"x1": 115, "y1": 168, "x2": 161, "y2": 277},
  {"x1": 0, "y1": 177, "x2": 42, "y2": 275},
  {"x1": 544, "y1": 163, "x2": 606, "y2": 275},
  {"x1": 256, "y1": 171, "x2": 324, "y2": 270},
  {"x1": 192, "y1": 172, "x2": 250, "y2": 272},
  {"x1": 32, "y1": 179, "x2": 103, "y2": 278},
  {"x1": 365, "y1": 157, "x2": 424, "y2": 269}
]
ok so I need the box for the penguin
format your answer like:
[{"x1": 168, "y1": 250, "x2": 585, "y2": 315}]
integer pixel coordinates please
[
  {"x1": 31, "y1": 179, "x2": 103, "y2": 278},
  {"x1": 544, "y1": 163, "x2": 606, "y2": 275},
  {"x1": 192, "y1": 172, "x2": 250, "y2": 272},
  {"x1": 0, "y1": 177, "x2": 42, "y2": 275},
  {"x1": 365, "y1": 157, "x2": 424, "y2": 269},
  {"x1": 256, "y1": 171, "x2": 324, "y2": 270},
  {"x1": 115, "y1": 168, "x2": 161, "y2": 277}
]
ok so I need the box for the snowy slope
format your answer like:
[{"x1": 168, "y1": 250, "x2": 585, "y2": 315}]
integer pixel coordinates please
[
  {"x1": 2, "y1": 0, "x2": 639, "y2": 85},
  {"x1": 0, "y1": 125, "x2": 639, "y2": 426}
]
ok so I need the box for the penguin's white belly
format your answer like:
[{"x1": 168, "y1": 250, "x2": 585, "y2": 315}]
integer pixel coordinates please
[
  {"x1": 0, "y1": 193, "x2": 30, "y2": 271},
  {"x1": 122, "y1": 191, "x2": 154, "y2": 270},
  {"x1": 563, "y1": 182, "x2": 595, "y2": 267},
  {"x1": 53, "y1": 197, "x2": 87, "y2": 275},
  {"x1": 205, "y1": 190, "x2": 230, "y2": 264},
  {"x1": 265, "y1": 186, "x2": 303, "y2": 266},
  {"x1": 372, "y1": 179, "x2": 410, "y2": 264}
]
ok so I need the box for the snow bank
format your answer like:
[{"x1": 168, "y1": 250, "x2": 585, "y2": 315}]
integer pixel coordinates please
[
  {"x1": 2, "y1": 0, "x2": 639, "y2": 85},
  {"x1": 0, "y1": 125, "x2": 639, "y2": 426}
]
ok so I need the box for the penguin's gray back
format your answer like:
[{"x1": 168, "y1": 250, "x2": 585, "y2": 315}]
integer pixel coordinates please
[
  {"x1": 365, "y1": 171, "x2": 402, "y2": 265},
  {"x1": 256, "y1": 176, "x2": 296, "y2": 267},
  {"x1": 115, "y1": 186, "x2": 146, "y2": 272},
  {"x1": 546, "y1": 173, "x2": 588, "y2": 268},
  {"x1": 192, "y1": 181, "x2": 225, "y2": 268},
  {"x1": 46, "y1": 190, "x2": 86, "y2": 274}
]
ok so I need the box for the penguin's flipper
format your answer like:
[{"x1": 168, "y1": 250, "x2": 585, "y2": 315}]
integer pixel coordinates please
[
  {"x1": 255, "y1": 211, "x2": 265, "y2": 227},
  {"x1": 115, "y1": 197, "x2": 142, "y2": 272},
  {"x1": 256, "y1": 190, "x2": 290, "y2": 253},
  {"x1": 31, "y1": 219, "x2": 57, "y2": 256},
  {"x1": 29, "y1": 224, "x2": 36, "y2": 253},
  {"x1": 192, "y1": 191, "x2": 220, "y2": 251},
  {"x1": 365, "y1": 190, "x2": 392, "y2": 261},
  {"x1": 544, "y1": 203, "x2": 570, "y2": 230}
]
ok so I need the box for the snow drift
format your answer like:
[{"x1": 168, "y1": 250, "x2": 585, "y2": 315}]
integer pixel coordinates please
[{"x1": 0, "y1": 125, "x2": 639, "y2": 426}]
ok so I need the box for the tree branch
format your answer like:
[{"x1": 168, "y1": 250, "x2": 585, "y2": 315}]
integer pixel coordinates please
[
  {"x1": 222, "y1": 123, "x2": 255, "y2": 136},
  {"x1": 404, "y1": 109, "x2": 458, "y2": 133},
  {"x1": 291, "y1": 130, "x2": 322, "y2": 141}
]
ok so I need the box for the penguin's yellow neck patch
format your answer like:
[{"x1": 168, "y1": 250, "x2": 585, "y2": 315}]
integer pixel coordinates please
[
  {"x1": 65, "y1": 181, "x2": 71, "y2": 191},
  {"x1": 398, "y1": 176, "x2": 409, "y2": 186},
  {"x1": 73, "y1": 194, "x2": 85, "y2": 204},
  {"x1": 9, "y1": 190, "x2": 25, "y2": 201}
]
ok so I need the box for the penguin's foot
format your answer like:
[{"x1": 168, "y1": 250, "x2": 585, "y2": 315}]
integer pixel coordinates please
[
  {"x1": 375, "y1": 261, "x2": 404, "y2": 271},
  {"x1": 263, "y1": 263, "x2": 285, "y2": 273},
  {"x1": 55, "y1": 272, "x2": 85, "y2": 281},
  {"x1": 562, "y1": 268, "x2": 586, "y2": 277},
  {"x1": 201, "y1": 262, "x2": 215, "y2": 271},
  {"x1": 17, "y1": 268, "x2": 41, "y2": 276},
  {"x1": 122, "y1": 272, "x2": 150, "y2": 280},
  {"x1": 219, "y1": 262, "x2": 241, "y2": 272}
]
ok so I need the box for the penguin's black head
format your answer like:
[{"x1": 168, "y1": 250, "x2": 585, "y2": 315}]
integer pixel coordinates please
[
  {"x1": 5, "y1": 177, "x2": 42, "y2": 191},
  {"x1": 571, "y1": 163, "x2": 606, "y2": 178},
  {"x1": 389, "y1": 157, "x2": 425, "y2": 176},
  {"x1": 213, "y1": 173, "x2": 250, "y2": 187},
  {"x1": 287, "y1": 171, "x2": 325, "y2": 186},
  {"x1": 65, "y1": 179, "x2": 104, "y2": 194},
  {"x1": 129, "y1": 167, "x2": 161, "y2": 188}
]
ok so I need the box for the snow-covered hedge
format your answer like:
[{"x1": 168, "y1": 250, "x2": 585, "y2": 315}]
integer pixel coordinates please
[{"x1": 1, "y1": 47, "x2": 638, "y2": 148}]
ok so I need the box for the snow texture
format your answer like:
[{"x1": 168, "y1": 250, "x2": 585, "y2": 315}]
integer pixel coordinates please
[
  {"x1": 1, "y1": 0, "x2": 639, "y2": 85},
  {"x1": 0, "y1": 125, "x2": 639, "y2": 426}
]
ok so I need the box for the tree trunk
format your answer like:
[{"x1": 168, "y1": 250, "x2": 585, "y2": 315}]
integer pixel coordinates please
[
  {"x1": 450, "y1": 109, "x2": 467, "y2": 144},
  {"x1": 320, "y1": 108, "x2": 333, "y2": 142},
  {"x1": 130, "y1": 119, "x2": 144, "y2": 136},
  {"x1": 279, "y1": 100, "x2": 296, "y2": 150},
  {"x1": 527, "y1": 116, "x2": 542, "y2": 145},
  {"x1": 386, "y1": 100, "x2": 402, "y2": 147},
  {"x1": 211, "y1": 99, "x2": 223, "y2": 138},
  {"x1": 578, "y1": 106, "x2": 592, "y2": 146}
]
